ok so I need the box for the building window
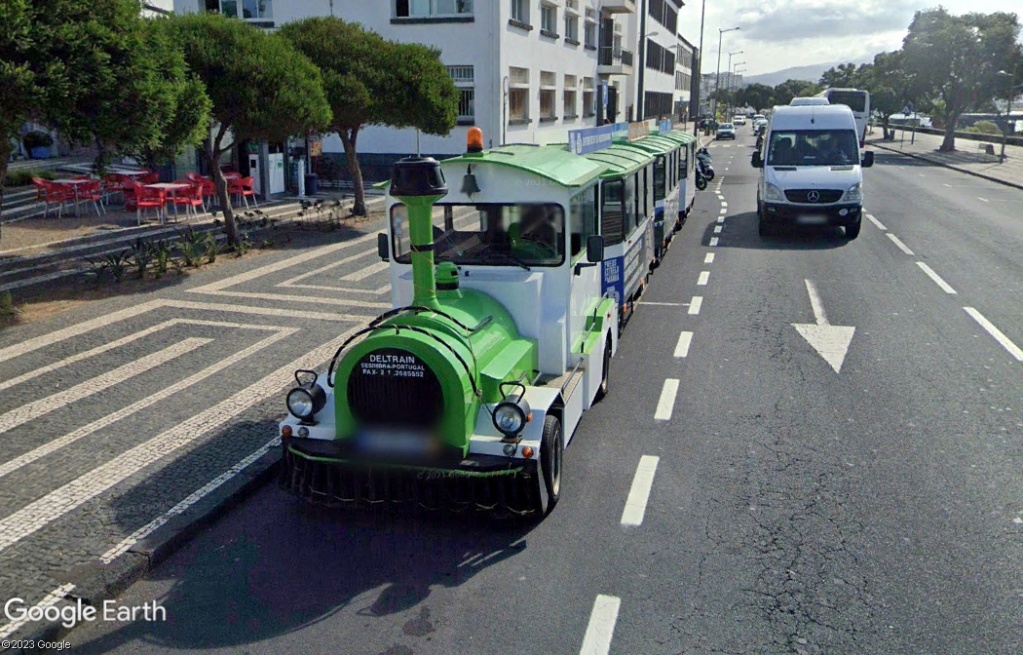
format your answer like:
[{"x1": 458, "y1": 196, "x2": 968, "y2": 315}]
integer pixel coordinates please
[
  {"x1": 206, "y1": 0, "x2": 273, "y2": 21},
  {"x1": 539, "y1": 70, "x2": 556, "y2": 121},
  {"x1": 509, "y1": 66, "x2": 530, "y2": 122},
  {"x1": 395, "y1": 0, "x2": 472, "y2": 16},
  {"x1": 510, "y1": 0, "x2": 529, "y2": 25},
  {"x1": 448, "y1": 66, "x2": 475, "y2": 124},
  {"x1": 540, "y1": 3, "x2": 558, "y2": 37},
  {"x1": 582, "y1": 76, "x2": 595, "y2": 117},
  {"x1": 564, "y1": 75, "x2": 577, "y2": 118},
  {"x1": 565, "y1": 14, "x2": 579, "y2": 43}
]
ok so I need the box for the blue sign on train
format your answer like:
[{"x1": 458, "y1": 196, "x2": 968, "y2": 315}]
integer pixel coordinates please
[{"x1": 568, "y1": 125, "x2": 614, "y2": 155}]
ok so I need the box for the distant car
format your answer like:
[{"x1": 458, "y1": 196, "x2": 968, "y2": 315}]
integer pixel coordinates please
[
  {"x1": 716, "y1": 123, "x2": 736, "y2": 139},
  {"x1": 733, "y1": 116, "x2": 747, "y2": 125}
]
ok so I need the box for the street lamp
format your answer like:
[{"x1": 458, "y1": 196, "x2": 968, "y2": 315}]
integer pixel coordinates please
[
  {"x1": 691, "y1": 0, "x2": 707, "y2": 134},
  {"x1": 714, "y1": 27, "x2": 740, "y2": 119},
  {"x1": 996, "y1": 68, "x2": 1021, "y2": 163}
]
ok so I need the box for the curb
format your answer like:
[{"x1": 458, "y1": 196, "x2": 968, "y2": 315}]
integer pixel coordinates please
[
  {"x1": 8, "y1": 452, "x2": 281, "y2": 653},
  {"x1": 870, "y1": 141, "x2": 1023, "y2": 191}
]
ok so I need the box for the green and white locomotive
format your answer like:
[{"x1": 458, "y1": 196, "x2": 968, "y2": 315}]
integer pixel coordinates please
[{"x1": 278, "y1": 123, "x2": 694, "y2": 517}]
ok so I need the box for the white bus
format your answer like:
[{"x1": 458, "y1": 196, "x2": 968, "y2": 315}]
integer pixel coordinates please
[{"x1": 819, "y1": 88, "x2": 870, "y2": 146}]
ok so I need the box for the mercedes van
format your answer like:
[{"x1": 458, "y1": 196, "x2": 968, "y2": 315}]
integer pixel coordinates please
[{"x1": 751, "y1": 104, "x2": 874, "y2": 239}]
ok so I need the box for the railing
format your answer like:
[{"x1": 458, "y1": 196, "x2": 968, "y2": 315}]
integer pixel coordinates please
[{"x1": 599, "y1": 47, "x2": 633, "y2": 67}]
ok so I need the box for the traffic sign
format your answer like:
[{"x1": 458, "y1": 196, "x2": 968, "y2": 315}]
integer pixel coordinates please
[{"x1": 602, "y1": 82, "x2": 609, "y2": 108}]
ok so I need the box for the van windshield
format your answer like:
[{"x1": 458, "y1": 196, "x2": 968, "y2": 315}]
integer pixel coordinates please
[{"x1": 767, "y1": 129, "x2": 859, "y2": 166}]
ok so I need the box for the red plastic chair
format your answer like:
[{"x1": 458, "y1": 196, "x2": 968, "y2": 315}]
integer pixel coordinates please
[
  {"x1": 228, "y1": 176, "x2": 257, "y2": 208},
  {"x1": 38, "y1": 180, "x2": 76, "y2": 218},
  {"x1": 122, "y1": 179, "x2": 139, "y2": 212},
  {"x1": 172, "y1": 181, "x2": 204, "y2": 220},
  {"x1": 135, "y1": 185, "x2": 166, "y2": 225},
  {"x1": 102, "y1": 174, "x2": 127, "y2": 205},
  {"x1": 140, "y1": 171, "x2": 160, "y2": 185},
  {"x1": 186, "y1": 173, "x2": 217, "y2": 210},
  {"x1": 76, "y1": 180, "x2": 106, "y2": 216}
]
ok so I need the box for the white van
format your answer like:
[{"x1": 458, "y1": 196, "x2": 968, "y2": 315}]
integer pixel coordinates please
[{"x1": 751, "y1": 105, "x2": 874, "y2": 239}]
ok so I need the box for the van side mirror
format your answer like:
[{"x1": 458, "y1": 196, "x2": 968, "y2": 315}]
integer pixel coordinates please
[
  {"x1": 575, "y1": 235, "x2": 604, "y2": 275},
  {"x1": 377, "y1": 232, "x2": 389, "y2": 261},
  {"x1": 861, "y1": 151, "x2": 874, "y2": 168},
  {"x1": 751, "y1": 151, "x2": 763, "y2": 168}
]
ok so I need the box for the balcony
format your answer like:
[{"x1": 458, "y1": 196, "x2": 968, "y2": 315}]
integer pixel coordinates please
[
  {"x1": 598, "y1": 47, "x2": 634, "y2": 75},
  {"x1": 601, "y1": 0, "x2": 636, "y2": 14}
]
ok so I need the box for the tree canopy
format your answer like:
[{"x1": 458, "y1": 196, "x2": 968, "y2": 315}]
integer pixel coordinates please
[
  {"x1": 279, "y1": 17, "x2": 458, "y2": 216},
  {"x1": 168, "y1": 12, "x2": 332, "y2": 245}
]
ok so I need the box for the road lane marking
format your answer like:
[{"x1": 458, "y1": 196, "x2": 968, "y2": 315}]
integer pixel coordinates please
[
  {"x1": 621, "y1": 456, "x2": 659, "y2": 527},
  {"x1": 579, "y1": 595, "x2": 621, "y2": 655},
  {"x1": 943, "y1": 183, "x2": 951, "y2": 187},
  {"x1": 964, "y1": 307, "x2": 1023, "y2": 362},
  {"x1": 674, "y1": 331, "x2": 693, "y2": 358},
  {"x1": 716, "y1": 216, "x2": 725, "y2": 223},
  {"x1": 720, "y1": 202, "x2": 728, "y2": 208},
  {"x1": 704, "y1": 253, "x2": 715, "y2": 263},
  {"x1": 719, "y1": 207, "x2": 727, "y2": 214},
  {"x1": 697, "y1": 271, "x2": 710, "y2": 286},
  {"x1": 713, "y1": 226, "x2": 722, "y2": 234},
  {"x1": 339, "y1": 261, "x2": 390, "y2": 282},
  {"x1": 639, "y1": 301, "x2": 685, "y2": 307},
  {"x1": 805, "y1": 278, "x2": 829, "y2": 324},
  {"x1": 0, "y1": 338, "x2": 211, "y2": 436},
  {"x1": 0, "y1": 326, "x2": 360, "y2": 554},
  {"x1": 978, "y1": 197, "x2": 989, "y2": 202},
  {"x1": 654, "y1": 380, "x2": 680, "y2": 421},
  {"x1": 886, "y1": 233, "x2": 915, "y2": 255},
  {"x1": 865, "y1": 213, "x2": 887, "y2": 231},
  {"x1": 0, "y1": 327, "x2": 295, "y2": 480},
  {"x1": 916, "y1": 262, "x2": 957, "y2": 294},
  {"x1": 709, "y1": 237, "x2": 719, "y2": 246},
  {"x1": 0, "y1": 583, "x2": 76, "y2": 640},
  {"x1": 689, "y1": 296, "x2": 703, "y2": 314},
  {"x1": 101, "y1": 436, "x2": 280, "y2": 564}
]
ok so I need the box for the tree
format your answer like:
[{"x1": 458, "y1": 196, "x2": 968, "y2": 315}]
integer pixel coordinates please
[
  {"x1": 901, "y1": 8, "x2": 1022, "y2": 151},
  {"x1": 819, "y1": 62, "x2": 861, "y2": 88},
  {"x1": 0, "y1": 0, "x2": 209, "y2": 241},
  {"x1": 771, "y1": 79, "x2": 822, "y2": 106},
  {"x1": 279, "y1": 17, "x2": 458, "y2": 216},
  {"x1": 736, "y1": 83, "x2": 774, "y2": 112},
  {"x1": 169, "y1": 13, "x2": 332, "y2": 246}
]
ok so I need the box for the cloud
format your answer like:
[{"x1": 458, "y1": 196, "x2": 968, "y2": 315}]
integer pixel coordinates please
[{"x1": 731, "y1": 0, "x2": 919, "y2": 43}]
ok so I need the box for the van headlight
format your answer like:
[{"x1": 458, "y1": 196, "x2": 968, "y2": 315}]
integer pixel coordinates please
[
  {"x1": 764, "y1": 183, "x2": 784, "y2": 201},
  {"x1": 844, "y1": 183, "x2": 862, "y2": 202}
]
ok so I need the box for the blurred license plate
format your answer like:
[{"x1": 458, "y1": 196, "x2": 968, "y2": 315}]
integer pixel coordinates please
[
  {"x1": 797, "y1": 214, "x2": 827, "y2": 225},
  {"x1": 356, "y1": 430, "x2": 432, "y2": 456}
]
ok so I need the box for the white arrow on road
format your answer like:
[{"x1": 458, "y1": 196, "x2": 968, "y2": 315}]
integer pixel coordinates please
[{"x1": 791, "y1": 279, "x2": 855, "y2": 373}]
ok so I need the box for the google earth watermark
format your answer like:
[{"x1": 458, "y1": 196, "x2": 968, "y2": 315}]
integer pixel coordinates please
[{"x1": 4, "y1": 597, "x2": 167, "y2": 629}]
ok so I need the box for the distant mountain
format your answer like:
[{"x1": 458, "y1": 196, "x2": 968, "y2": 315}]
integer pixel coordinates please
[{"x1": 743, "y1": 61, "x2": 868, "y2": 88}]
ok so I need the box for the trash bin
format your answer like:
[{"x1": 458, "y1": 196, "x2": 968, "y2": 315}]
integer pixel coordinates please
[{"x1": 304, "y1": 173, "x2": 319, "y2": 196}]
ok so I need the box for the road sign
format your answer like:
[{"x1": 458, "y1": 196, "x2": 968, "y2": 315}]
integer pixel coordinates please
[{"x1": 602, "y1": 82, "x2": 609, "y2": 108}]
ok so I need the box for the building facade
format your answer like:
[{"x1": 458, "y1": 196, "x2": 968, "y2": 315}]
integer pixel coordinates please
[{"x1": 174, "y1": 1, "x2": 695, "y2": 165}]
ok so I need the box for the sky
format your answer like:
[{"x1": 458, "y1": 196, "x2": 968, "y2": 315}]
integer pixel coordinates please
[{"x1": 678, "y1": 0, "x2": 1022, "y2": 77}]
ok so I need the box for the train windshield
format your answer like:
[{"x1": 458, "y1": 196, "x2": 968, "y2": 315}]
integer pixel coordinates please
[{"x1": 391, "y1": 202, "x2": 566, "y2": 267}]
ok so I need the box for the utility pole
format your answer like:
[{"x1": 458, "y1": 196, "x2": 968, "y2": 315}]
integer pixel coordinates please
[
  {"x1": 714, "y1": 27, "x2": 740, "y2": 119},
  {"x1": 691, "y1": 0, "x2": 706, "y2": 135},
  {"x1": 637, "y1": 0, "x2": 649, "y2": 120}
]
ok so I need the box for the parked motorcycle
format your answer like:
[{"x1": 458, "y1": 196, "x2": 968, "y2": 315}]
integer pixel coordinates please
[
  {"x1": 697, "y1": 157, "x2": 715, "y2": 181},
  {"x1": 695, "y1": 168, "x2": 708, "y2": 190}
]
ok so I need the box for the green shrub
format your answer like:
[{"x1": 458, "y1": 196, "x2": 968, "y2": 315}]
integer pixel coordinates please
[
  {"x1": 965, "y1": 120, "x2": 1001, "y2": 135},
  {"x1": 6, "y1": 169, "x2": 56, "y2": 187}
]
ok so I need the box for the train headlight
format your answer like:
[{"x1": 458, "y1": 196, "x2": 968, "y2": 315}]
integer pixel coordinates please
[
  {"x1": 287, "y1": 383, "x2": 326, "y2": 422},
  {"x1": 493, "y1": 396, "x2": 531, "y2": 436}
]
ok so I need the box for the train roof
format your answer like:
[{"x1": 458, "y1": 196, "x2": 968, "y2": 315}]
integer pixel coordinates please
[
  {"x1": 581, "y1": 143, "x2": 656, "y2": 177},
  {"x1": 442, "y1": 144, "x2": 606, "y2": 188},
  {"x1": 655, "y1": 130, "x2": 698, "y2": 145},
  {"x1": 617, "y1": 134, "x2": 682, "y2": 156}
]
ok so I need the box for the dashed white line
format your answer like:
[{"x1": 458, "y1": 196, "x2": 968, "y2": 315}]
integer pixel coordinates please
[
  {"x1": 713, "y1": 225, "x2": 723, "y2": 234},
  {"x1": 720, "y1": 202, "x2": 728, "y2": 208},
  {"x1": 709, "y1": 237, "x2": 719, "y2": 247},
  {"x1": 621, "y1": 455, "x2": 660, "y2": 527},
  {"x1": 978, "y1": 197, "x2": 989, "y2": 203},
  {"x1": 704, "y1": 253, "x2": 715, "y2": 263},
  {"x1": 716, "y1": 216, "x2": 725, "y2": 223},
  {"x1": 579, "y1": 595, "x2": 622, "y2": 655},
  {"x1": 916, "y1": 262, "x2": 957, "y2": 294},
  {"x1": 964, "y1": 307, "x2": 1023, "y2": 361},
  {"x1": 943, "y1": 183, "x2": 951, "y2": 188},
  {"x1": 674, "y1": 331, "x2": 693, "y2": 358},
  {"x1": 0, "y1": 338, "x2": 211, "y2": 435},
  {"x1": 697, "y1": 271, "x2": 710, "y2": 286},
  {"x1": 865, "y1": 213, "x2": 887, "y2": 231},
  {"x1": 654, "y1": 379, "x2": 680, "y2": 421},
  {"x1": 689, "y1": 296, "x2": 703, "y2": 314},
  {"x1": 886, "y1": 233, "x2": 915, "y2": 255}
]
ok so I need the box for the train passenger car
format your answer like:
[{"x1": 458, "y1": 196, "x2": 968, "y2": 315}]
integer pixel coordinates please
[
  {"x1": 580, "y1": 144, "x2": 657, "y2": 323},
  {"x1": 277, "y1": 128, "x2": 618, "y2": 518},
  {"x1": 619, "y1": 134, "x2": 683, "y2": 265},
  {"x1": 658, "y1": 129, "x2": 698, "y2": 224}
]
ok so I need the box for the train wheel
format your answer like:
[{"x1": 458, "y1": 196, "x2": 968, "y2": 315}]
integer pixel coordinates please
[
  {"x1": 594, "y1": 337, "x2": 611, "y2": 402},
  {"x1": 534, "y1": 415, "x2": 563, "y2": 516}
]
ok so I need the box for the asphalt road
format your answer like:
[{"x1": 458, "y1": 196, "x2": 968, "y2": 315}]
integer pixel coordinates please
[{"x1": 65, "y1": 130, "x2": 1023, "y2": 655}]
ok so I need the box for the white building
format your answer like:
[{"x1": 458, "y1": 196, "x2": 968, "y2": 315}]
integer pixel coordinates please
[
  {"x1": 675, "y1": 33, "x2": 695, "y2": 122},
  {"x1": 174, "y1": 1, "x2": 694, "y2": 172}
]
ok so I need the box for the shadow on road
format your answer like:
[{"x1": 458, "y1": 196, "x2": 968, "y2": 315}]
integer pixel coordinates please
[{"x1": 705, "y1": 211, "x2": 851, "y2": 250}]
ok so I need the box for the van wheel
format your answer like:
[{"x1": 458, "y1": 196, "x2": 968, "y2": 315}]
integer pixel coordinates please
[
  {"x1": 845, "y1": 219, "x2": 861, "y2": 240},
  {"x1": 595, "y1": 337, "x2": 611, "y2": 402},
  {"x1": 758, "y1": 216, "x2": 771, "y2": 237}
]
